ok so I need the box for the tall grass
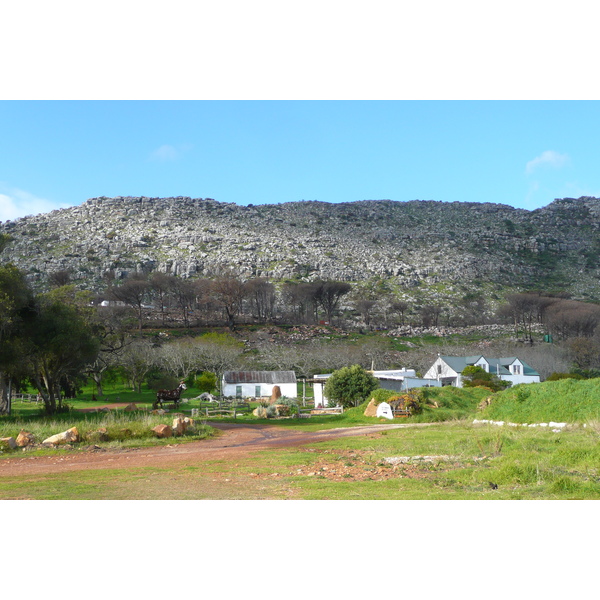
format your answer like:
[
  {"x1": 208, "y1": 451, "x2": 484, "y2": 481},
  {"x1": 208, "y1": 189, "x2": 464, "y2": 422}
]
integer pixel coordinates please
[
  {"x1": 0, "y1": 410, "x2": 215, "y2": 451},
  {"x1": 481, "y1": 378, "x2": 600, "y2": 423}
]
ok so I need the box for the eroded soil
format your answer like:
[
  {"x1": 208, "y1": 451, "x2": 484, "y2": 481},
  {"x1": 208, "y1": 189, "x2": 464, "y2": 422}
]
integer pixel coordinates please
[{"x1": 0, "y1": 422, "x2": 423, "y2": 478}]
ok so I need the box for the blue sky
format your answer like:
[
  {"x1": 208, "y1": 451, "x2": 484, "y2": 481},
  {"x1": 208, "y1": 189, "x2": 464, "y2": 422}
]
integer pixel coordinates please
[
  {"x1": 2, "y1": 3, "x2": 600, "y2": 223},
  {"x1": 1, "y1": 100, "x2": 599, "y2": 222}
]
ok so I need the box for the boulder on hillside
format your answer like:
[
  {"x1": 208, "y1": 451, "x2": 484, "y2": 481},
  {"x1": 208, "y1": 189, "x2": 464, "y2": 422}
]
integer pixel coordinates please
[
  {"x1": 152, "y1": 424, "x2": 173, "y2": 438},
  {"x1": 124, "y1": 403, "x2": 138, "y2": 411},
  {"x1": 16, "y1": 430, "x2": 36, "y2": 447},
  {"x1": 42, "y1": 427, "x2": 80, "y2": 446},
  {"x1": 364, "y1": 398, "x2": 379, "y2": 417},
  {"x1": 0, "y1": 437, "x2": 17, "y2": 450}
]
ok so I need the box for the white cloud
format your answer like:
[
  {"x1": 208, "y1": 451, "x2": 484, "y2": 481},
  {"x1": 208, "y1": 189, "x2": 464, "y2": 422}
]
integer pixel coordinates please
[
  {"x1": 150, "y1": 144, "x2": 179, "y2": 162},
  {"x1": 0, "y1": 186, "x2": 71, "y2": 222},
  {"x1": 526, "y1": 150, "x2": 569, "y2": 175},
  {"x1": 149, "y1": 143, "x2": 193, "y2": 162}
]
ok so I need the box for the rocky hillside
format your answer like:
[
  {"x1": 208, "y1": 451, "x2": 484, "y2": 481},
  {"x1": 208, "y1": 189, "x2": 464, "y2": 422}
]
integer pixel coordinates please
[{"x1": 2, "y1": 195, "x2": 600, "y2": 299}]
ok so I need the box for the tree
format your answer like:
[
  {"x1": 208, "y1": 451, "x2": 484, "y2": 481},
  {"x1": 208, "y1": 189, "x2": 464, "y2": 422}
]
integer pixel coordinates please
[
  {"x1": 323, "y1": 364, "x2": 379, "y2": 409},
  {"x1": 48, "y1": 270, "x2": 72, "y2": 288},
  {"x1": 315, "y1": 280, "x2": 352, "y2": 324},
  {"x1": 170, "y1": 277, "x2": 198, "y2": 328},
  {"x1": 0, "y1": 264, "x2": 35, "y2": 415},
  {"x1": 461, "y1": 365, "x2": 511, "y2": 392},
  {"x1": 87, "y1": 304, "x2": 132, "y2": 396},
  {"x1": 210, "y1": 274, "x2": 247, "y2": 330},
  {"x1": 149, "y1": 272, "x2": 176, "y2": 326},
  {"x1": 119, "y1": 338, "x2": 155, "y2": 393},
  {"x1": 389, "y1": 300, "x2": 409, "y2": 327},
  {"x1": 246, "y1": 277, "x2": 276, "y2": 322},
  {"x1": 192, "y1": 333, "x2": 245, "y2": 395},
  {"x1": 109, "y1": 274, "x2": 151, "y2": 332},
  {"x1": 353, "y1": 298, "x2": 377, "y2": 329},
  {"x1": 24, "y1": 298, "x2": 100, "y2": 414}
]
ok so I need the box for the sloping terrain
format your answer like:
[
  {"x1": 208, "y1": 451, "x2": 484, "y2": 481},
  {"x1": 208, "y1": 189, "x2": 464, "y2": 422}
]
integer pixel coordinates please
[{"x1": 2, "y1": 195, "x2": 600, "y2": 298}]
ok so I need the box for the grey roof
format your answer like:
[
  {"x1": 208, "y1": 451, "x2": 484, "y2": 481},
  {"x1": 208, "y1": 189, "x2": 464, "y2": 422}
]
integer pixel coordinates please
[
  {"x1": 223, "y1": 371, "x2": 297, "y2": 384},
  {"x1": 440, "y1": 356, "x2": 539, "y2": 377}
]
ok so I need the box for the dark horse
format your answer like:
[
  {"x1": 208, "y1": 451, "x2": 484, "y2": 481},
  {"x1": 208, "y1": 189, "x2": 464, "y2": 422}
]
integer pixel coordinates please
[{"x1": 153, "y1": 382, "x2": 187, "y2": 409}]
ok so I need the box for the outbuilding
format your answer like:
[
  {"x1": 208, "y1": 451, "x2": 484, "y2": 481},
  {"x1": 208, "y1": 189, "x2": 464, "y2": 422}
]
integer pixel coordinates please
[
  {"x1": 312, "y1": 369, "x2": 440, "y2": 407},
  {"x1": 222, "y1": 371, "x2": 297, "y2": 400}
]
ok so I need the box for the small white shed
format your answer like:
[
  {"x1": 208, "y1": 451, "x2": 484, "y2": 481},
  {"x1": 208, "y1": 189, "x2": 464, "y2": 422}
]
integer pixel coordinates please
[{"x1": 222, "y1": 371, "x2": 297, "y2": 399}]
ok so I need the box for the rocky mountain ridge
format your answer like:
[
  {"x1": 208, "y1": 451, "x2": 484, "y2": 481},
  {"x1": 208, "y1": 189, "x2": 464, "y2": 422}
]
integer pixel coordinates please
[{"x1": 2, "y1": 195, "x2": 600, "y2": 299}]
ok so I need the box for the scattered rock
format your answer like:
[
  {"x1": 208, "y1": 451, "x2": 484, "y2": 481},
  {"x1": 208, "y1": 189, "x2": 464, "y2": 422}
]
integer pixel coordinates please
[
  {"x1": 253, "y1": 406, "x2": 267, "y2": 418},
  {"x1": 124, "y1": 403, "x2": 138, "y2": 411},
  {"x1": 172, "y1": 416, "x2": 186, "y2": 435},
  {"x1": 0, "y1": 437, "x2": 17, "y2": 450},
  {"x1": 16, "y1": 430, "x2": 36, "y2": 447},
  {"x1": 42, "y1": 427, "x2": 79, "y2": 445},
  {"x1": 364, "y1": 398, "x2": 379, "y2": 417},
  {"x1": 87, "y1": 427, "x2": 109, "y2": 443},
  {"x1": 152, "y1": 424, "x2": 173, "y2": 438},
  {"x1": 274, "y1": 404, "x2": 290, "y2": 417}
]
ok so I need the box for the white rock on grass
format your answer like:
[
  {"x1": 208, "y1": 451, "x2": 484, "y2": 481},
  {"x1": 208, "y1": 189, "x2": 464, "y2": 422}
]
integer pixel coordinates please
[{"x1": 42, "y1": 427, "x2": 79, "y2": 445}]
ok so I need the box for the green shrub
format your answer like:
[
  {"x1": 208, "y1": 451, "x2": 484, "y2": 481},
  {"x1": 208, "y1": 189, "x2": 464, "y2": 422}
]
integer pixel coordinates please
[
  {"x1": 194, "y1": 371, "x2": 218, "y2": 393},
  {"x1": 369, "y1": 389, "x2": 397, "y2": 404},
  {"x1": 323, "y1": 365, "x2": 379, "y2": 409},
  {"x1": 546, "y1": 372, "x2": 583, "y2": 381}
]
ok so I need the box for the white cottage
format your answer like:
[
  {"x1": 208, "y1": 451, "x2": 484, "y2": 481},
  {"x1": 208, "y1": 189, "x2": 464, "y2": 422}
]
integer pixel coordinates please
[
  {"x1": 222, "y1": 371, "x2": 297, "y2": 399},
  {"x1": 423, "y1": 356, "x2": 541, "y2": 388},
  {"x1": 312, "y1": 369, "x2": 440, "y2": 407}
]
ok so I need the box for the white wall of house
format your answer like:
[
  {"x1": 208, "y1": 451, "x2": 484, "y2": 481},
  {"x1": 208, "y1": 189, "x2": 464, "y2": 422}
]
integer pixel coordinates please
[
  {"x1": 222, "y1": 381, "x2": 297, "y2": 399},
  {"x1": 500, "y1": 359, "x2": 540, "y2": 385},
  {"x1": 423, "y1": 357, "x2": 461, "y2": 386},
  {"x1": 424, "y1": 357, "x2": 540, "y2": 388},
  {"x1": 312, "y1": 375, "x2": 330, "y2": 407}
]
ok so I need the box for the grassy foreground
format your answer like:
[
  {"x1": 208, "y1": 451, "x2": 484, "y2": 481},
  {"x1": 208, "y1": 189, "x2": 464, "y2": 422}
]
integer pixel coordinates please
[
  {"x1": 2, "y1": 418, "x2": 600, "y2": 499},
  {"x1": 2, "y1": 379, "x2": 600, "y2": 499}
]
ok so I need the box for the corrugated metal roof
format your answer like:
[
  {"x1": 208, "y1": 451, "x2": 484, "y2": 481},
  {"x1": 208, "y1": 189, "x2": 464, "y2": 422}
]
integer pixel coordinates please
[{"x1": 223, "y1": 371, "x2": 297, "y2": 384}]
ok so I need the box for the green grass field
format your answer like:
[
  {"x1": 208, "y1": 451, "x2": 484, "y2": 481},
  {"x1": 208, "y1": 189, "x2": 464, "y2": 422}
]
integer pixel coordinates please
[
  {"x1": 2, "y1": 377, "x2": 600, "y2": 499},
  {"x1": 481, "y1": 378, "x2": 600, "y2": 423}
]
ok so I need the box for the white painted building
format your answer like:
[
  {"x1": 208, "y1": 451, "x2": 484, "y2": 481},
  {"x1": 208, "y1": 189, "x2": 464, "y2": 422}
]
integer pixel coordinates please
[
  {"x1": 423, "y1": 355, "x2": 541, "y2": 388},
  {"x1": 312, "y1": 369, "x2": 440, "y2": 407},
  {"x1": 221, "y1": 371, "x2": 297, "y2": 399}
]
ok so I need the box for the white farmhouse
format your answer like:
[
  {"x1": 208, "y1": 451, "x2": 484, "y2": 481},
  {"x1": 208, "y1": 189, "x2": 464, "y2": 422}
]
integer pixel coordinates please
[
  {"x1": 423, "y1": 356, "x2": 541, "y2": 388},
  {"x1": 222, "y1": 371, "x2": 297, "y2": 399},
  {"x1": 312, "y1": 369, "x2": 440, "y2": 407}
]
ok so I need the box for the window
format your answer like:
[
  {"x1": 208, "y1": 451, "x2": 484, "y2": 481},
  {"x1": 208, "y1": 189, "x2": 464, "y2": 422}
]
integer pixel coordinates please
[
  {"x1": 236, "y1": 385, "x2": 242, "y2": 399},
  {"x1": 255, "y1": 385, "x2": 261, "y2": 397},
  {"x1": 513, "y1": 365, "x2": 521, "y2": 375},
  {"x1": 437, "y1": 364, "x2": 442, "y2": 375}
]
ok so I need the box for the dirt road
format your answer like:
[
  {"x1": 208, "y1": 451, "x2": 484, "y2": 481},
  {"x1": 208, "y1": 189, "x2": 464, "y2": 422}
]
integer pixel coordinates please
[{"x1": 0, "y1": 422, "x2": 423, "y2": 477}]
